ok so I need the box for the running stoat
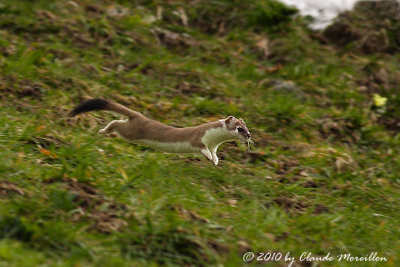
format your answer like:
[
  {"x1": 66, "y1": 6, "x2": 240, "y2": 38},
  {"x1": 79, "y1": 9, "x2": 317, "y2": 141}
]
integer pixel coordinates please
[{"x1": 68, "y1": 99, "x2": 251, "y2": 165}]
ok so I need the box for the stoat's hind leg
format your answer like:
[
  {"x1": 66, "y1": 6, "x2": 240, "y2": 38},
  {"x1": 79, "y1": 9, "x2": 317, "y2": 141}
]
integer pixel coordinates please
[{"x1": 99, "y1": 120, "x2": 126, "y2": 134}]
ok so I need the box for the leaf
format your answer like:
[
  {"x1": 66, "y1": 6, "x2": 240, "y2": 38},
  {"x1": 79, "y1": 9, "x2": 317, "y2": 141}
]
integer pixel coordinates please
[
  {"x1": 0, "y1": 181, "x2": 25, "y2": 196},
  {"x1": 263, "y1": 64, "x2": 283, "y2": 73},
  {"x1": 255, "y1": 36, "x2": 270, "y2": 58},
  {"x1": 228, "y1": 199, "x2": 237, "y2": 207},
  {"x1": 106, "y1": 5, "x2": 129, "y2": 17},
  {"x1": 173, "y1": 7, "x2": 188, "y2": 26},
  {"x1": 39, "y1": 146, "x2": 58, "y2": 158},
  {"x1": 118, "y1": 168, "x2": 128, "y2": 180},
  {"x1": 175, "y1": 206, "x2": 210, "y2": 223},
  {"x1": 36, "y1": 125, "x2": 45, "y2": 132},
  {"x1": 373, "y1": 93, "x2": 387, "y2": 107}
]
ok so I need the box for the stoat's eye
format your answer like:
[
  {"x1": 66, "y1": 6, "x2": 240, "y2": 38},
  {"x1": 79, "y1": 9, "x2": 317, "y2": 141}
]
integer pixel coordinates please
[{"x1": 238, "y1": 127, "x2": 244, "y2": 132}]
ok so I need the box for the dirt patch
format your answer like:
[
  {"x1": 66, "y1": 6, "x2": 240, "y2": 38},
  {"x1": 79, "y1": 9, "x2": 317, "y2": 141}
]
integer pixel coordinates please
[
  {"x1": 175, "y1": 205, "x2": 210, "y2": 223},
  {"x1": 207, "y1": 238, "x2": 229, "y2": 253},
  {"x1": 274, "y1": 158, "x2": 299, "y2": 175},
  {"x1": 0, "y1": 9, "x2": 61, "y2": 36},
  {"x1": 45, "y1": 176, "x2": 131, "y2": 233},
  {"x1": 18, "y1": 83, "x2": 42, "y2": 98},
  {"x1": 45, "y1": 177, "x2": 103, "y2": 207},
  {"x1": 26, "y1": 134, "x2": 66, "y2": 149},
  {"x1": 323, "y1": 21, "x2": 360, "y2": 47},
  {"x1": 298, "y1": 260, "x2": 314, "y2": 267},
  {"x1": 356, "y1": 67, "x2": 389, "y2": 94},
  {"x1": 161, "y1": 81, "x2": 226, "y2": 102},
  {"x1": 313, "y1": 204, "x2": 330, "y2": 215},
  {"x1": 88, "y1": 211, "x2": 129, "y2": 234},
  {"x1": 318, "y1": 116, "x2": 361, "y2": 143},
  {"x1": 183, "y1": 1, "x2": 295, "y2": 35},
  {"x1": 103, "y1": 61, "x2": 154, "y2": 76},
  {"x1": 301, "y1": 180, "x2": 319, "y2": 189},
  {"x1": 323, "y1": 1, "x2": 400, "y2": 54},
  {"x1": 237, "y1": 240, "x2": 252, "y2": 254},
  {"x1": 249, "y1": 129, "x2": 281, "y2": 148},
  {"x1": 0, "y1": 215, "x2": 34, "y2": 242},
  {"x1": 36, "y1": 9, "x2": 57, "y2": 23},
  {"x1": 276, "y1": 232, "x2": 289, "y2": 242},
  {"x1": 381, "y1": 117, "x2": 400, "y2": 132},
  {"x1": 121, "y1": 227, "x2": 228, "y2": 265},
  {"x1": 152, "y1": 28, "x2": 198, "y2": 49},
  {"x1": 220, "y1": 145, "x2": 268, "y2": 164},
  {"x1": 0, "y1": 77, "x2": 43, "y2": 100},
  {"x1": 245, "y1": 151, "x2": 268, "y2": 163},
  {"x1": 0, "y1": 181, "x2": 25, "y2": 197},
  {"x1": 272, "y1": 196, "x2": 308, "y2": 213},
  {"x1": 176, "y1": 81, "x2": 207, "y2": 96},
  {"x1": 85, "y1": 4, "x2": 103, "y2": 16},
  {"x1": 60, "y1": 22, "x2": 95, "y2": 48}
]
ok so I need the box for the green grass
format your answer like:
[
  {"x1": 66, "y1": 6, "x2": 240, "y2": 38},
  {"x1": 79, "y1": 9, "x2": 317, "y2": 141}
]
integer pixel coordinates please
[{"x1": 0, "y1": 0, "x2": 399, "y2": 266}]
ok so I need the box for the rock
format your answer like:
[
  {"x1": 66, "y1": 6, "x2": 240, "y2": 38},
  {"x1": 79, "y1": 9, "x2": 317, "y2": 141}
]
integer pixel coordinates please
[{"x1": 323, "y1": 1, "x2": 400, "y2": 54}]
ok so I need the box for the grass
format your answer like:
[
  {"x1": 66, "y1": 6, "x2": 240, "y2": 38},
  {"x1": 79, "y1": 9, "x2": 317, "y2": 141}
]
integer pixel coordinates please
[{"x1": 0, "y1": 0, "x2": 399, "y2": 266}]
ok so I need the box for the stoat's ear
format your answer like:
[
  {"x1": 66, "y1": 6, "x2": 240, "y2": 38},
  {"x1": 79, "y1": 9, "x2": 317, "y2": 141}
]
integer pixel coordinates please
[{"x1": 225, "y1": 116, "x2": 236, "y2": 126}]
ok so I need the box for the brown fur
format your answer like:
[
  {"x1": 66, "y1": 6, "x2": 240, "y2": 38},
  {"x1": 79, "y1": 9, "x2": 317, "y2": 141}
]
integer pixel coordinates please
[
  {"x1": 69, "y1": 98, "x2": 251, "y2": 165},
  {"x1": 112, "y1": 116, "x2": 223, "y2": 149}
]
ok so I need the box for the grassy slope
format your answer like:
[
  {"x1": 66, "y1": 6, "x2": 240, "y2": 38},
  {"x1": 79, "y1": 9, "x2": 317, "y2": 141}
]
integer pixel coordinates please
[{"x1": 0, "y1": 0, "x2": 399, "y2": 266}]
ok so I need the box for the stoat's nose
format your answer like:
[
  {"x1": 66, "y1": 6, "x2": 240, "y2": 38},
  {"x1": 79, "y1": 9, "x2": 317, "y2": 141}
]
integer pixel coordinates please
[{"x1": 246, "y1": 132, "x2": 251, "y2": 139}]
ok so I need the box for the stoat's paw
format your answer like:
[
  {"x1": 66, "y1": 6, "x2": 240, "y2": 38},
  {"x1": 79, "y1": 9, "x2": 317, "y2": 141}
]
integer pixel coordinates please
[
  {"x1": 212, "y1": 157, "x2": 219, "y2": 166},
  {"x1": 98, "y1": 129, "x2": 106, "y2": 134},
  {"x1": 211, "y1": 152, "x2": 219, "y2": 166},
  {"x1": 201, "y1": 148, "x2": 212, "y2": 161}
]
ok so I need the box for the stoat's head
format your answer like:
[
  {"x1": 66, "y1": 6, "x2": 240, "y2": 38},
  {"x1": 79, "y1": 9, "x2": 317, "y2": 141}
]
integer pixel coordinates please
[{"x1": 224, "y1": 116, "x2": 251, "y2": 141}]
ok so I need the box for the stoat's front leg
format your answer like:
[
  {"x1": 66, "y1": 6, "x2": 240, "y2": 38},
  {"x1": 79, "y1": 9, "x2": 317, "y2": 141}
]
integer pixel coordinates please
[
  {"x1": 200, "y1": 147, "x2": 214, "y2": 164},
  {"x1": 200, "y1": 147, "x2": 219, "y2": 166},
  {"x1": 210, "y1": 147, "x2": 219, "y2": 166}
]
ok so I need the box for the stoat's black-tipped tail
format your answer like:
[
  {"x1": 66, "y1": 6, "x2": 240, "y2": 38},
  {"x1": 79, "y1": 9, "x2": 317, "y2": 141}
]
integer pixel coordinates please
[
  {"x1": 68, "y1": 98, "x2": 142, "y2": 118},
  {"x1": 68, "y1": 99, "x2": 110, "y2": 117}
]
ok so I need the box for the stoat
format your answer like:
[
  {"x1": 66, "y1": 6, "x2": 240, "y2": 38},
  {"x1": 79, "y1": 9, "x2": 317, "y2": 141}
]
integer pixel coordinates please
[{"x1": 68, "y1": 99, "x2": 251, "y2": 165}]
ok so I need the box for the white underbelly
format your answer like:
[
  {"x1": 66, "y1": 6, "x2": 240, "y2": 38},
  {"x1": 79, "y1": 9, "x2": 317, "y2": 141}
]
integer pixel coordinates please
[{"x1": 135, "y1": 139, "x2": 199, "y2": 153}]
